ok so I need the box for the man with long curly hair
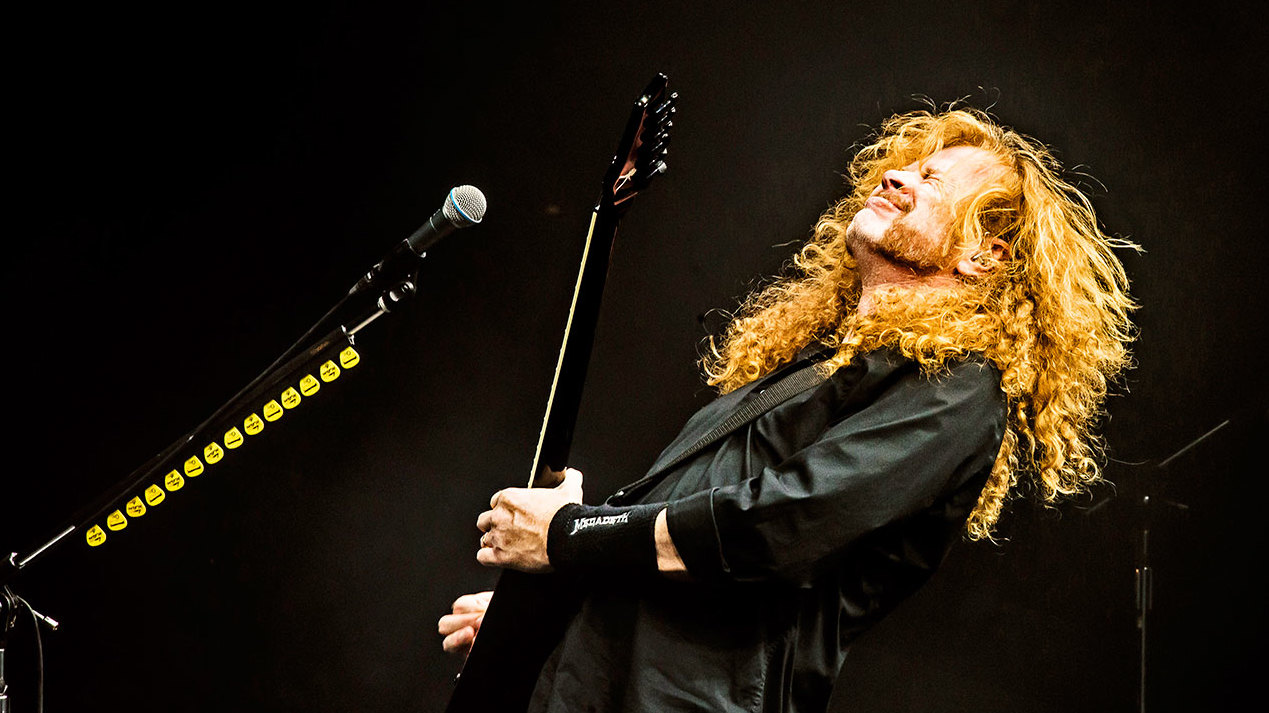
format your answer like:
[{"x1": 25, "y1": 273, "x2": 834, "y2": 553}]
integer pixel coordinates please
[{"x1": 440, "y1": 108, "x2": 1135, "y2": 712}]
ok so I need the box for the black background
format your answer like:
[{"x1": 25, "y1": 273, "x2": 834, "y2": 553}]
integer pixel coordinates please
[{"x1": 3, "y1": 2, "x2": 1266, "y2": 711}]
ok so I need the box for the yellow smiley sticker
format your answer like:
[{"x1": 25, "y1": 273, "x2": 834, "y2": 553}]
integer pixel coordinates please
[
  {"x1": 145, "y1": 484, "x2": 167, "y2": 505},
  {"x1": 164, "y1": 470, "x2": 185, "y2": 491},
  {"x1": 184, "y1": 456, "x2": 204, "y2": 477},
  {"x1": 319, "y1": 360, "x2": 340, "y2": 382},
  {"x1": 339, "y1": 347, "x2": 360, "y2": 369},
  {"x1": 86, "y1": 526, "x2": 106, "y2": 547},
  {"x1": 106, "y1": 510, "x2": 127, "y2": 531},
  {"x1": 125, "y1": 497, "x2": 146, "y2": 517},
  {"x1": 244, "y1": 413, "x2": 264, "y2": 435},
  {"x1": 204, "y1": 442, "x2": 224, "y2": 464},
  {"x1": 224, "y1": 427, "x2": 244, "y2": 449},
  {"x1": 281, "y1": 387, "x2": 301, "y2": 409},
  {"x1": 299, "y1": 374, "x2": 320, "y2": 396},
  {"x1": 263, "y1": 400, "x2": 283, "y2": 422}
]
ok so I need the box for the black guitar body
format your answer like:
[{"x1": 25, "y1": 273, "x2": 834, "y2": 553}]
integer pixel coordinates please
[{"x1": 444, "y1": 569, "x2": 582, "y2": 711}]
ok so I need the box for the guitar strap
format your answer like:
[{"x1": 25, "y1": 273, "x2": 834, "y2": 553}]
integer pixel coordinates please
[{"x1": 655, "y1": 355, "x2": 831, "y2": 475}]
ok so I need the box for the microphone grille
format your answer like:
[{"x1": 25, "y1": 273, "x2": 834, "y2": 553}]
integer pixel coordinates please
[{"x1": 443, "y1": 185, "x2": 487, "y2": 227}]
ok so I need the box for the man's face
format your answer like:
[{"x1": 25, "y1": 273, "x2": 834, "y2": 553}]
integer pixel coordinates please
[{"x1": 846, "y1": 145, "x2": 1004, "y2": 273}]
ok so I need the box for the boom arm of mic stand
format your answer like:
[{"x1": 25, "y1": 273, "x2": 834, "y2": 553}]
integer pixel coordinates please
[{"x1": 1, "y1": 275, "x2": 420, "y2": 589}]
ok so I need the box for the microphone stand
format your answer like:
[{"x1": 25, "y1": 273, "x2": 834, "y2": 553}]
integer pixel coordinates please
[
  {"x1": 0, "y1": 257, "x2": 427, "y2": 710},
  {"x1": 1131, "y1": 418, "x2": 1236, "y2": 713},
  {"x1": 1, "y1": 586, "x2": 14, "y2": 713},
  {"x1": 1, "y1": 584, "x2": 57, "y2": 713}
]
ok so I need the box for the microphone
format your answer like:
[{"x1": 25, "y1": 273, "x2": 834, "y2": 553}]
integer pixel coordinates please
[
  {"x1": 350, "y1": 185, "x2": 487, "y2": 296},
  {"x1": 406, "y1": 184, "x2": 488, "y2": 253}
]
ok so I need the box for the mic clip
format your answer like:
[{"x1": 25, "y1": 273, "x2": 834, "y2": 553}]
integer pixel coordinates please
[{"x1": 348, "y1": 238, "x2": 423, "y2": 298}]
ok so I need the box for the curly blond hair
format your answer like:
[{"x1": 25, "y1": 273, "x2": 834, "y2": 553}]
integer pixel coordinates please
[{"x1": 702, "y1": 109, "x2": 1137, "y2": 539}]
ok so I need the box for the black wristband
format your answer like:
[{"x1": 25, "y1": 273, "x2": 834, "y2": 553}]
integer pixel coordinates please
[{"x1": 547, "y1": 503, "x2": 663, "y2": 574}]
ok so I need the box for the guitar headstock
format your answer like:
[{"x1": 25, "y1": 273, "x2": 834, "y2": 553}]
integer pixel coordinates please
[{"x1": 601, "y1": 73, "x2": 676, "y2": 212}]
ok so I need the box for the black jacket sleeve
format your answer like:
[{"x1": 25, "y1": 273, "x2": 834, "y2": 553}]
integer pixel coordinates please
[{"x1": 664, "y1": 357, "x2": 1005, "y2": 585}]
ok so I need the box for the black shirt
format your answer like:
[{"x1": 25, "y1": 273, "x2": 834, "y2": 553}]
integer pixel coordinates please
[{"x1": 530, "y1": 349, "x2": 1006, "y2": 713}]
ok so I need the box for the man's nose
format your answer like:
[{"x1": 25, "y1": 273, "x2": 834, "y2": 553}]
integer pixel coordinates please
[{"x1": 880, "y1": 169, "x2": 911, "y2": 191}]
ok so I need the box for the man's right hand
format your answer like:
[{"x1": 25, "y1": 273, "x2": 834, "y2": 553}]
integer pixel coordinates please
[{"x1": 437, "y1": 591, "x2": 493, "y2": 656}]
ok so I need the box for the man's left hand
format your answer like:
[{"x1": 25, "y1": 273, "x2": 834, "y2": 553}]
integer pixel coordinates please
[{"x1": 475, "y1": 468, "x2": 583, "y2": 572}]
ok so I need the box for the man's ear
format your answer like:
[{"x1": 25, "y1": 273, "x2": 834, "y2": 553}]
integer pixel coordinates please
[{"x1": 955, "y1": 238, "x2": 1011, "y2": 277}]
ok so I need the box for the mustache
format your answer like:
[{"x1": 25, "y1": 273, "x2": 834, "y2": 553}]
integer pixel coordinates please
[{"x1": 877, "y1": 189, "x2": 913, "y2": 212}]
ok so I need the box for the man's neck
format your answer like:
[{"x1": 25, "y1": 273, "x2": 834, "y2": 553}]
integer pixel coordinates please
[{"x1": 852, "y1": 247, "x2": 958, "y2": 314}]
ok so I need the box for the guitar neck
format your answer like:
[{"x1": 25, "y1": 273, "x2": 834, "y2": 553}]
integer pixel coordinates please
[
  {"x1": 528, "y1": 204, "x2": 622, "y2": 487},
  {"x1": 525, "y1": 74, "x2": 673, "y2": 488}
]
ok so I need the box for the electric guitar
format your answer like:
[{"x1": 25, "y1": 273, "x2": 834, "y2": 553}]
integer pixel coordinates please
[{"x1": 444, "y1": 73, "x2": 676, "y2": 713}]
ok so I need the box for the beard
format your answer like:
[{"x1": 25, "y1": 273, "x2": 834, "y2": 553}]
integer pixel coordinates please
[
  {"x1": 874, "y1": 216, "x2": 954, "y2": 272},
  {"x1": 848, "y1": 195, "x2": 955, "y2": 273}
]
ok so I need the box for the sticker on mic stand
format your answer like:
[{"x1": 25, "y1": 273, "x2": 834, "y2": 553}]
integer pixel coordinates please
[
  {"x1": 244, "y1": 413, "x2": 264, "y2": 435},
  {"x1": 146, "y1": 484, "x2": 167, "y2": 505},
  {"x1": 263, "y1": 399, "x2": 284, "y2": 422},
  {"x1": 106, "y1": 510, "x2": 127, "y2": 531},
  {"x1": 320, "y1": 360, "x2": 340, "y2": 382},
  {"x1": 204, "y1": 442, "x2": 224, "y2": 465},
  {"x1": 164, "y1": 470, "x2": 185, "y2": 492}
]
